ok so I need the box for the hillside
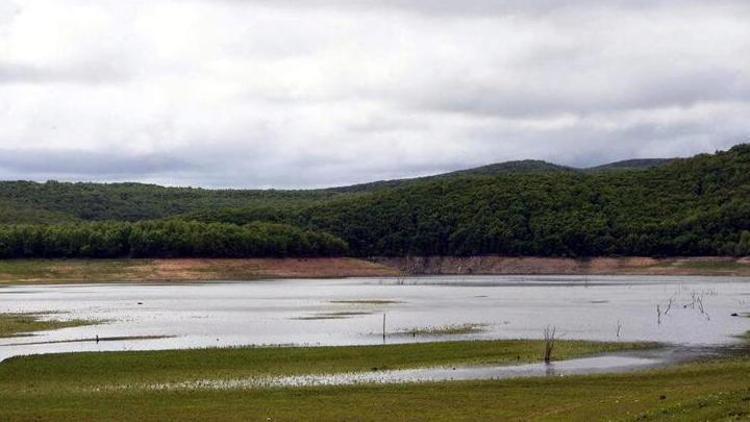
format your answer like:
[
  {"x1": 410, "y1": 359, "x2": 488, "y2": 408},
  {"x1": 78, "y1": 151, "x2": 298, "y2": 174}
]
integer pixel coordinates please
[
  {"x1": 586, "y1": 158, "x2": 675, "y2": 172},
  {"x1": 0, "y1": 156, "x2": 672, "y2": 222},
  {"x1": 0, "y1": 146, "x2": 748, "y2": 259},
  {"x1": 448, "y1": 159, "x2": 574, "y2": 176},
  {"x1": 193, "y1": 145, "x2": 750, "y2": 258},
  {"x1": 0, "y1": 181, "x2": 342, "y2": 223},
  {"x1": 327, "y1": 160, "x2": 574, "y2": 193}
]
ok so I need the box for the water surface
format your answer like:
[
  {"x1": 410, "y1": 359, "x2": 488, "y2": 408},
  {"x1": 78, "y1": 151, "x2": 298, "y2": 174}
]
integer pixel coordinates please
[{"x1": 1, "y1": 275, "x2": 749, "y2": 363}]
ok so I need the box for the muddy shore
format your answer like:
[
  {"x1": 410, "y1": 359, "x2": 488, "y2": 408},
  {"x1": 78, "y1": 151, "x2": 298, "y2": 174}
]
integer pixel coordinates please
[
  {"x1": 1, "y1": 256, "x2": 749, "y2": 284},
  {"x1": 374, "y1": 255, "x2": 750, "y2": 277}
]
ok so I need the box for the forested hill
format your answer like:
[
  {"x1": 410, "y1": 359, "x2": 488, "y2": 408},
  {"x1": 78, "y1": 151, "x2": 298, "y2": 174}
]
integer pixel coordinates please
[
  {"x1": 0, "y1": 145, "x2": 749, "y2": 259},
  {"x1": 324, "y1": 160, "x2": 575, "y2": 193},
  {"x1": 586, "y1": 158, "x2": 675, "y2": 172},
  {"x1": 190, "y1": 145, "x2": 750, "y2": 257},
  {"x1": 0, "y1": 155, "x2": 672, "y2": 222}
]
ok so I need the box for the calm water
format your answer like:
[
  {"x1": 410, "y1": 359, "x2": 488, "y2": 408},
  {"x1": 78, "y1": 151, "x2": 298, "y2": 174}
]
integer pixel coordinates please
[{"x1": 1, "y1": 275, "x2": 749, "y2": 363}]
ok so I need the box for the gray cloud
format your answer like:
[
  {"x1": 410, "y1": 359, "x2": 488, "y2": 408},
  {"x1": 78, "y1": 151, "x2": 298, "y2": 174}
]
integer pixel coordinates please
[
  {"x1": 234, "y1": 0, "x2": 750, "y2": 17},
  {"x1": 0, "y1": 61, "x2": 129, "y2": 84},
  {"x1": 0, "y1": 148, "x2": 196, "y2": 176},
  {"x1": 0, "y1": 0, "x2": 748, "y2": 188}
]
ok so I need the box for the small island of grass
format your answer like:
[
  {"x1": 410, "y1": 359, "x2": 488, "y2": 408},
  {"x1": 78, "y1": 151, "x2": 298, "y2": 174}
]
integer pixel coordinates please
[{"x1": 0, "y1": 313, "x2": 99, "y2": 338}]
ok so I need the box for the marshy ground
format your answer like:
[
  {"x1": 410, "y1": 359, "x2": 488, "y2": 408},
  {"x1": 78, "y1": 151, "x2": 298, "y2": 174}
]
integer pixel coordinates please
[
  {"x1": 0, "y1": 313, "x2": 99, "y2": 338},
  {"x1": 2, "y1": 275, "x2": 749, "y2": 420},
  {"x1": 0, "y1": 340, "x2": 749, "y2": 421}
]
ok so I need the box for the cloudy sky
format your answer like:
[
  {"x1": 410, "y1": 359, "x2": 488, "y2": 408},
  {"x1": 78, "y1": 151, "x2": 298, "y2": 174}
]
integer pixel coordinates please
[{"x1": 1, "y1": 0, "x2": 749, "y2": 188}]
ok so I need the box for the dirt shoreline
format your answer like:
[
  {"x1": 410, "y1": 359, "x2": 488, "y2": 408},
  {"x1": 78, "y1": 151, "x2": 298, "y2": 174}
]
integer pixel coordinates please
[
  {"x1": 374, "y1": 255, "x2": 750, "y2": 277},
  {"x1": 1, "y1": 256, "x2": 749, "y2": 284}
]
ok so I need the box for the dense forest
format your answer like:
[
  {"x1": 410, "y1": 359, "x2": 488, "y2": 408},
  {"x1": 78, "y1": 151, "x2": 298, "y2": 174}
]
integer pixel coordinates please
[
  {"x1": 0, "y1": 145, "x2": 749, "y2": 258},
  {"x1": 0, "y1": 221, "x2": 348, "y2": 259}
]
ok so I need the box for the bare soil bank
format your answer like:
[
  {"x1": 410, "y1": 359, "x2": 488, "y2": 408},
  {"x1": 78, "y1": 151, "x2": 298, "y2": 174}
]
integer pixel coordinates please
[
  {"x1": 2, "y1": 256, "x2": 749, "y2": 284},
  {"x1": 373, "y1": 256, "x2": 750, "y2": 277},
  {"x1": 0, "y1": 258, "x2": 400, "y2": 284}
]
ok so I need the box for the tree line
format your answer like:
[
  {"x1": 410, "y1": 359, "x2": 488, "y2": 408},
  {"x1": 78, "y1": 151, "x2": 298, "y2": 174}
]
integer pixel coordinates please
[{"x1": 0, "y1": 220, "x2": 348, "y2": 259}]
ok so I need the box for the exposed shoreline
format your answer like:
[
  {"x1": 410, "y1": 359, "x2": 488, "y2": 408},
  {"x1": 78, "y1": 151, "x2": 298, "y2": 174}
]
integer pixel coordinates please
[
  {"x1": 374, "y1": 255, "x2": 750, "y2": 277},
  {"x1": 1, "y1": 255, "x2": 749, "y2": 284}
]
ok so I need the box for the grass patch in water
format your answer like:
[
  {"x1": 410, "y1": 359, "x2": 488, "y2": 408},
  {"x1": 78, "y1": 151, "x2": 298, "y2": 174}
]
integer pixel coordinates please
[
  {"x1": 396, "y1": 323, "x2": 487, "y2": 337},
  {"x1": 0, "y1": 313, "x2": 100, "y2": 338},
  {"x1": 330, "y1": 299, "x2": 401, "y2": 305},
  {"x1": 292, "y1": 311, "x2": 374, "y2": 320},
  {"x1": 291, "y1": 315, "x2": 348, "y2": 320},
  {"x1": 323, "y1": 311, "x2": 373, "y2": 316}
]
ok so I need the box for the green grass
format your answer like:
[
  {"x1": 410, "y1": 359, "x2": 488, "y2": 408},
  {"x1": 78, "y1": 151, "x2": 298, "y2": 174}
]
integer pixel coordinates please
[
  {"x1": 0, "y1": 259, "x2": 149, "y2": 283},
  {"x1": 396, "y1": 323, "x2": 488, "y2": 336},
  {"x1": 292, "y1": 311, "x2": 374, "y2": 320},
  {"x1": 330, "y1": 299, "x2": 401, "y2": 304},
  {"x1": 0, "y1": 340, "x2": 650, "y2": 389},
  {"x1": 1, "y1": 341, "x2": 750, "y2": 421},
  {"x1": 672, "y1": 260, "x2": 750, "y2": 272},
  {"x1": 0, "y1": 313, "x2": 98, "y2": 338}
]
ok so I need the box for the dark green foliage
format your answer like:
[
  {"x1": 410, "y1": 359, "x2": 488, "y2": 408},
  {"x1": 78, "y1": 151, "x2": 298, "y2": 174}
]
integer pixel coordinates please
[
  {"x1": 0, "y1": 221, "x2": 347, "y2": 259},
  {"x1": 0, "y1": 145, "x2": 748, "y2": 258},
  {"x1": 289, "y1": 145, "x2": 750, "y2": 257},
  {"x1": 0, "y1": 181, "x2": 341, "y2": 222},
  {"x1": 324, "y1": 160, "x2": 575, "y2": 193},
  {"x1": 585, "y1": 158, "x2": 675, "y2": 172}
]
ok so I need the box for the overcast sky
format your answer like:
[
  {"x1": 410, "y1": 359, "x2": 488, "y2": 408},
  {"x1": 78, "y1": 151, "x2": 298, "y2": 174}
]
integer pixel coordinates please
[{"x1": 1, "y1": 0, "x2": 749, "y2": 188}]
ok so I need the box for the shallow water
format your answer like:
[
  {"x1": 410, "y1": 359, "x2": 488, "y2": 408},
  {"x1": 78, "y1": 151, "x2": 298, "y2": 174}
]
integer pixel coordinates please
[
  {"x1": 1, "y1": 275, "x2": 749, "y2": 363},
  {"x1": 80, "y1": 344, "x2": 750, "y2": 391},
  {"x1": 126, "y1": 351, "x2": 668, "y2": 392}
]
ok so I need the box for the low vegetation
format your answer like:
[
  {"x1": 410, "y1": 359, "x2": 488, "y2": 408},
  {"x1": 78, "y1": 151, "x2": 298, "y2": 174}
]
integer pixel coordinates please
[
  {"x1": 396, "y1": 323, "x2": 487, "y2": 336},
  {"x1": 0, "y1": 258, "x2": 398, "y2": 284},
  {"x1": 330, "y1": 299, "x2": 401, "y2": 305},
  {"x1": 0, "y1": 339, "x2": 648, "y2": 391},
  {"x1": 3, "y1": 341, "x2": 750, "y2": 420},
  {"x1": 0, "y1": 313, "x2": 98, "y2": 338}
]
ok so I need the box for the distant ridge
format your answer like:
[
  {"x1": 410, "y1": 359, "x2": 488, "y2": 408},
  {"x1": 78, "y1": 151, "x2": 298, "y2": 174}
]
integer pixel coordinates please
[
  {"x1": 586, "y1": 158, "x2": 675, "y2": 172},
  {"x1": 328, "y1": 156, "x2": 671, "y2": 192},
  {"x1": 445, "y1": 159, "x2": 574, "y2": 176},
  {"x1": 0, "y1": 150, "x2": 698, "y2": 222}
]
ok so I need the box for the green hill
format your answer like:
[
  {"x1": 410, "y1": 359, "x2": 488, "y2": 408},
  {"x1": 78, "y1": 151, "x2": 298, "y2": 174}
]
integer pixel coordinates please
[
  {"x1": 194, "y1": 145, "x2": 750, "y2": 258},
  {"x1": 0, "y1": 146, "x2": 748, "y2": 258},
  {"x1": 0, "y1": 156, "x2": 672, "y2": 222},
  {"x1": 586, "y1": 158, "x2": 675, "y2": 172}
]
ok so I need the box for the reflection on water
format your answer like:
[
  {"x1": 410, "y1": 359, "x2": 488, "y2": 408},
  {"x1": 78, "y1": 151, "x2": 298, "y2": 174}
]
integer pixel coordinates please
[{"x1": 1, "y1": 275, "x2": 749, "y2": 363}]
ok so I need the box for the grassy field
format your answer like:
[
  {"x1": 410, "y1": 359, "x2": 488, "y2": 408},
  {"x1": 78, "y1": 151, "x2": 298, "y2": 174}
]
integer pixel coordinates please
[
  {"x1": 0, "y1": 340, "x2": 748, "y2": 421},
  {"x1": 0, "y1": 340, "x2": 650, "y2": 386},
  {"x1": 0, "y1": 313, "x2": 98, "y2": 338}
]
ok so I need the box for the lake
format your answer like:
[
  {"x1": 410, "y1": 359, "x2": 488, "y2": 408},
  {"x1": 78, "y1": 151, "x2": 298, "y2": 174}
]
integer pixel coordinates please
[{"x1": 1, "y1": 275, "x2": 749, "y2": 363}]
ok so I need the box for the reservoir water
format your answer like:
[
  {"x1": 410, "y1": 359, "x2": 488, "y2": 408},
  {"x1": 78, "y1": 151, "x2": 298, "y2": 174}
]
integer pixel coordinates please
[{"x1": 2, "y1": 275, "x2": 749, "y2": 363}]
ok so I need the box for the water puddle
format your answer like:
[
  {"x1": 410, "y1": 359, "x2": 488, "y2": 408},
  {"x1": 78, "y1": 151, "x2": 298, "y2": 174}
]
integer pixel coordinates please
[
  {"x1": 106, "y1": 350, "x2": 666, "y2": 392},
  {"x1": 2, "y1": 335, "x2": 175, "y2": 347}
]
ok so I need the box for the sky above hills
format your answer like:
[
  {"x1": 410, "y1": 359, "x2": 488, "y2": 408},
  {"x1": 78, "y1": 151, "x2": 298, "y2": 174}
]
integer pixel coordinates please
[{"x1": 1, "y1": 0, "x2": 749, "y2": 188}]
